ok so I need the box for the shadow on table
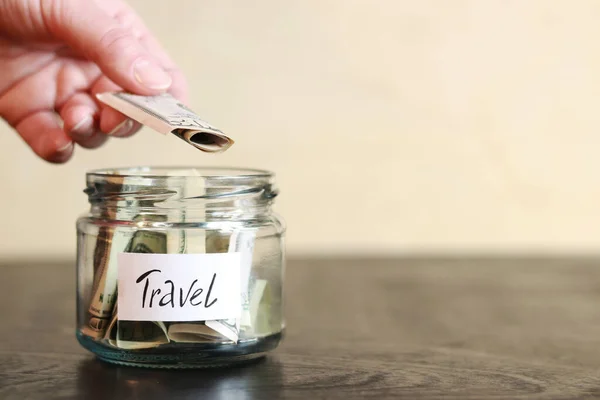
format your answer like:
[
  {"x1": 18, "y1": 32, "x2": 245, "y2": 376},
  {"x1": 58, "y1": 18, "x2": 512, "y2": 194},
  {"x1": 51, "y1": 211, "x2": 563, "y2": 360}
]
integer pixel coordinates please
[{"x1": 75, "y1": 356, "x2": 284, "y2": 399}]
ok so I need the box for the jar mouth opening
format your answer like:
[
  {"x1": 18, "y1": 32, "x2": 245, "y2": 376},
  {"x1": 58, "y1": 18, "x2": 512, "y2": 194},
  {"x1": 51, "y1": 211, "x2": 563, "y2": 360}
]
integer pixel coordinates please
[{"x1": 86, "y1": 166, "x2": 273, "y2": 180}]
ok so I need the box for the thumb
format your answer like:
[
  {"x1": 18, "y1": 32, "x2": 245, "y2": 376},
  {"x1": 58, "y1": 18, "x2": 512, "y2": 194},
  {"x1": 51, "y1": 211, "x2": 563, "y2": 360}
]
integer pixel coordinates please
[{"x1": 48, "y1": 0, "x2": 172, "y2": 94}]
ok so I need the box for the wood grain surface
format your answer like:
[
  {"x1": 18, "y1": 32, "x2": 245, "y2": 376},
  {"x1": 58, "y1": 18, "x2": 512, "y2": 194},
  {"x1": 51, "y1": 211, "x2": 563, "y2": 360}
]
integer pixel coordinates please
[{"x1": 2, "y1": 257, "x2": 600, "y2": 399}]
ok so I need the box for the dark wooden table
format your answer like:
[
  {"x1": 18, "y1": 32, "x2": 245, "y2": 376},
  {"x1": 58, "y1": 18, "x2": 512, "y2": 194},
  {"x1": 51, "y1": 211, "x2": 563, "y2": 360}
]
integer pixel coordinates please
[{"x1": 3, "y1": 257, "x2": 600, "y2": 399}]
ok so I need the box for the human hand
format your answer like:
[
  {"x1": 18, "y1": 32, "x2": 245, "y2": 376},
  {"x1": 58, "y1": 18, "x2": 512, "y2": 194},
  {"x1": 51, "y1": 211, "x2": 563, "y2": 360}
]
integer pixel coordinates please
[{"x1": 0, "y1": 0, "x2": 187, "y2": 163}]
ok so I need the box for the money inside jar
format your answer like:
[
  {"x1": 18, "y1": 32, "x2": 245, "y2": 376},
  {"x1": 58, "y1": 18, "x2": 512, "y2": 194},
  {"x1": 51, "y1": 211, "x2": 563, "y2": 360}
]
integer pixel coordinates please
[
  {"x1": 78, "y1": 169, "x2": 280, "y2": 354},
  {"x1": 96, "y1": 92, "x2": 234, "y2": 152}
]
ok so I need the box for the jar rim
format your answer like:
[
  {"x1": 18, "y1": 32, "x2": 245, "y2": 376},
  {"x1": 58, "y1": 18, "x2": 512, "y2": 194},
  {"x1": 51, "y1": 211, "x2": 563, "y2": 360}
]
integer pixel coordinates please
[{"x1": 86, "y1": 166, "x2": 273, "y2": 180}]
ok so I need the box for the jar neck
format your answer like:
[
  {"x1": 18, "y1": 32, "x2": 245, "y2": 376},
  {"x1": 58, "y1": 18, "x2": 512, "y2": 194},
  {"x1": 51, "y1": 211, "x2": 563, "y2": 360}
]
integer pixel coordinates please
[{"x1": 85, "y1": 167, "x2": 278, "y2": 222}]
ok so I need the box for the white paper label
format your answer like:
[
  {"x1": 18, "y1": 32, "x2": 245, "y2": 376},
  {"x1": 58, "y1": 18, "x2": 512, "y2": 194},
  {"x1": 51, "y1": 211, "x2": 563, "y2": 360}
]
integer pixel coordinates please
[{"x1": 117, "y1": 253, "x2": 241, "y2": 322}]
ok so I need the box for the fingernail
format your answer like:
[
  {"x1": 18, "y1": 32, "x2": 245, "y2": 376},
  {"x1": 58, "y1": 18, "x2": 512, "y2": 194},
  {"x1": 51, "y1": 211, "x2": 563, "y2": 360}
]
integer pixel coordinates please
[
  {"x1": 133, "y1": 58, "x2": 172, "y2": 90},
  {"x1": 56, "y1": 142, "x2": 74, "y2": 154},
  {"x1": 109, "y1": 119, "x2": 134, "y2": 137},
  {"x1": 53, "y1": 113, "x2": 64, "y2": 128},
  {"x1": 48, "y1": 141, "x2": 74, "y2": 163},
  {"x1": 71, "y1": 116, "x2": 94, "y2": 137}
]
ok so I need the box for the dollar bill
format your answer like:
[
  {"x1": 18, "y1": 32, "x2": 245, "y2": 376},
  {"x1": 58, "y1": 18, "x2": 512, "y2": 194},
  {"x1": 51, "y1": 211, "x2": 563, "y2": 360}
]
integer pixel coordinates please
[
  {"x1": 165, "y1": 227, "x2": 241, "y2": 342},
  {"x1": 228, "y1": 229, "x2": 257, "y2": 330},
  {"x1": 123, "y1": 227, "x2": 167, "y2": 254},
  {"x1": 96, "y1": 92, "x2": 234, "y2": 153},
  {"x1": 164, "y1": 278, "x2": 268, "y2": 344},
  {"x1": 248, "y1": 279, "x2": 272, "y2": 335},
  {"x1": 104, "y1": 304, "x2": 170, "y2": 349},
  {"x1": 81, "y1": 211, "x2": 169, "y2": 340},
  {"x1": 81, "y1": 176, "x2": 129, "y2": 339},
  {"x1": 166, "y1": 175, "x2": 255, "y2": 344},
  {"x1": 81, "y1": 227, "x2": 116, "y2": 338},
  {"x1": 205, "y1": 231, "x2": 230, "y2": 253},
  {"x1": 164, "y1": 226, "x2": 239, "y2": 344},
  {"x1": 167, "y1": 322, "x2": 235, "y2": 343},
  {"x1": 103, "y1": 223, "x2": 168, "y2": 348},
  {"x1": 200, "y1": 230, "x2": 256, "y2": 342}
]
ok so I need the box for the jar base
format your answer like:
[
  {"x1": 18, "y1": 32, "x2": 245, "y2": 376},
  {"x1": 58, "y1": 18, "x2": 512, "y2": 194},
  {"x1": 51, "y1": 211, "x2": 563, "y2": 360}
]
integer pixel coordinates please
[
  {"x1": 77, "y1": 331, "x2": 283, "y2": 369},
  {"x1": 97, "y1": 352, "x2": 268, "y2": 369}
]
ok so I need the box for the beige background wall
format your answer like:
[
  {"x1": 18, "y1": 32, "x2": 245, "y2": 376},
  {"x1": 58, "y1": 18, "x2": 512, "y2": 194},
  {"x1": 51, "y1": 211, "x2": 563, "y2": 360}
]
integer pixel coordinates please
[{"x1": 2, "y1": 0, "x2": 600, "y2": 259}]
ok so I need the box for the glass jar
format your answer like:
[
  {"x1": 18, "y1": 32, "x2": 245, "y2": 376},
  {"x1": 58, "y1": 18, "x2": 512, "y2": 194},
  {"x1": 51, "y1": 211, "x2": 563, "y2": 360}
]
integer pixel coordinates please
[{"x1": 75, "y1": 167, "x2": 286, "y2": 368}]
